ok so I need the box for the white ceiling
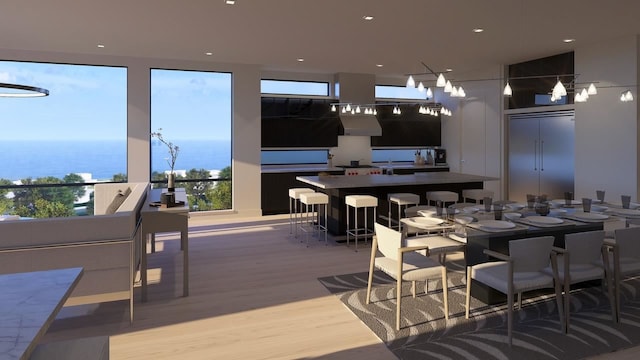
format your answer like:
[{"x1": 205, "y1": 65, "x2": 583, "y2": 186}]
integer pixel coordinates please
[{"x1": 2, "y1": 0, "x2": 640, "y2": 81}]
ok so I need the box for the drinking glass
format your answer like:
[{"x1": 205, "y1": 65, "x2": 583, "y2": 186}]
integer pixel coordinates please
[
  {"x1": 493, "y1": 204, "x2": 503, "y2": 220},
  {"x1": 622, "y1": 195, "x2": 631, "y2": 209},
  {"x1": 535, "y1": 202, "x2": 550, "y2": 216},
  {"x1": 435, "y1": 200, "x2": 444, "y2": 217},
  {"x1": 582, "y1": 198, "x2": 592, "y2": 213},
  {"x1": 446, "y1": 206, "x2": 456, "y2": 222},
  {"x1": 596, "y1": 190, "x2": 605, "y2": 203},
  {"x1": 564, "y1": 191, "x2": 574, "y2": 207},
  {"x1": 483, "y1": 197, "x2": 493, "y2": 212},
  {"x1": 526, "y1": 194, "x2": 536, "y2": 209}
]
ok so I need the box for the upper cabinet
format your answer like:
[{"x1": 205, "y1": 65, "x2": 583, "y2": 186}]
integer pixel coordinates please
[
  {"x1": 261, "y1": 97, "x2": 340, "y2": 148},
  {"x1": 371, "y1": 103, "x2": 441, "y2": 147}
]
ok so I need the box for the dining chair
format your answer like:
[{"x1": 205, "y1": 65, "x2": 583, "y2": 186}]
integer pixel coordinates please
[
  {"x1": 366, "y1": 223, "x2": 449, "y2": 331},
  {"x1": 465, "y1": 236, "x2": 564, "y2": 347},
  {"x1": 549, "y1": 230, "x2": 615, "y2": 331},
  {"x1": 609, "y1": 226, "x2": 640, "y2": 322}
]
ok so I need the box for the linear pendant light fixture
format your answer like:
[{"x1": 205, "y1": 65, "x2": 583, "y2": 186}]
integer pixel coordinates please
[{"x1": 0, "y1": 83, "x2": 50, "y2": 97}]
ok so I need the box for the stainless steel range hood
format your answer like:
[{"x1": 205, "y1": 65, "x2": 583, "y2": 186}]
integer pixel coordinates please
[{"x1": 339, "y1": 114, "x2": 382, "y2": 136}]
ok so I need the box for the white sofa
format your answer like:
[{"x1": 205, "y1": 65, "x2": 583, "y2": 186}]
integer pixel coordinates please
[{"x1": 0, "y1": 182, "x2": 149, "y2": 323}]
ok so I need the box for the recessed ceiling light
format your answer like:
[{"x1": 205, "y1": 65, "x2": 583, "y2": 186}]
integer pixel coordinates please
[
  {"x1": 362, "y1": 15, "x2": 374, "y2": 21},
  {"x1": 225, "y1": 0, "x2": 235, "y2": 4},
  {"x1": 563, "y1": 38, "x2": 575, "y2": 43},
  {"x1": 97, "y1": 44, "x2": 105, "y2": 48},
  {"x1": 205, "y1": 52, "x2": 213, "y2": 56},
  {"x1": 445, "y1": 68, "x2": 453, "y2": 72},
  {"x1": 376, "y1": 64, "x2": 383, "y2": 67},
  {"x1": 472, "y1": 28, "x2": 484, "y2": 33},
  {"x1": 297, "y1": 58, "x2": 304, "y2": 62}
]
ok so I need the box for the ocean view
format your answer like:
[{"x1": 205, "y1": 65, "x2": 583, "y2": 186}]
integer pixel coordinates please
[{"x1": 0, "y1": 140, "x2": 232, "y2": 181}]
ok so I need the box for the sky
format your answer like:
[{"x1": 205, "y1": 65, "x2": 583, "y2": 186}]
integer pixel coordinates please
[{"x1": 0, "y1": 61, "x2": 232, "y2": 141}]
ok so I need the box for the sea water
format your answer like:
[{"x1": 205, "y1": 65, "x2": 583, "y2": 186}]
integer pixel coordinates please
[{"x1": 0, "y1": 139, "x2": 232, "y2": 181}]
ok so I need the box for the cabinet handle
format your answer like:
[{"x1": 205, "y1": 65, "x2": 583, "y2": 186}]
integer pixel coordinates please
[
  {"x1": 540, "y1": 140, "x2": 544, "y2": 171},
  {"x1": 534, "y1": 140, "x2": 538, "y2": 171}
]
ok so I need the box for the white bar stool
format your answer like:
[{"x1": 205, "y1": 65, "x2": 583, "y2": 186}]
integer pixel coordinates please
[
  {"x1": 299, "y1": 192, "x2": 329, "y2": 246},
  {"x1": 289, "y1": 188, "x2": 315, "y2": 238},
  {"x1": 387, "y1": 193, "x2": 420, "y2": 230},
  {"x1": 345, "y1": 195, "x2": 378, "y2": 251},
  {"x1": 462, "y1": 189, "x2": 494, "y2": 204},
  {"x1": 426, "y1": 191, "x2": 459, "y2": 207}
]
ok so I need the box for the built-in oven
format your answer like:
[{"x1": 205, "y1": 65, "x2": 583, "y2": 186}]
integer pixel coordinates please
[{"x1": 337, "y1": 165, "x2": 382, "y2": 176}]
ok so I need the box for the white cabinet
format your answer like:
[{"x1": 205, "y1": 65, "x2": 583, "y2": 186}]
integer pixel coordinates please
[{"x1": 508, "y1": 110, "x2": 575, "y2": 201}]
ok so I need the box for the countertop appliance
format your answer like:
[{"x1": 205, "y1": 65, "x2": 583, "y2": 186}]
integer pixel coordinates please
[
  {"x1": 433, "y1": 149, "x2": 447, "y2": 166},
  {"x1": 337, "y1": 165, "x2": 382, "y2": 176}
]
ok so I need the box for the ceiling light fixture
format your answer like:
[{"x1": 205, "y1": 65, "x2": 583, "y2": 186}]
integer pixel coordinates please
[
  {"x1": 621, "y1": 90, "x2": 634, "y2": 102},
  {"x1": 406, "y1": 75, "x2": 415, "y2": 88},
  {"x1": 417, "y1": 82, "x2": 425, "y2": 92},
  {"x1": 362, "y1": 15, "x2": 374, "y2": 21},
  {"x1": 444, "y1": 80, "x2": 453, "y2": 93},
  {"x1": 296, "y1": 58, "x2": 304, "y2": 62},
  {"x1": 97, "y1": 44, "x2": 105, "y2": 48},
  {"x1": 503, "y1": 82, "x2": 513, "y2": 96},
  {"x1": 0, "y1": 83, "x2": 50, "y2": 97},
  {"x1": 205, "y1": 52, "x2": 213, "y2": 56},
  {"x1": 436, "y1": 73, "x2": 446, "y2": 87},
  {"x1": 426, "y1": 87, "x2": 433, "y2": 98},
  {"x1": 225, "y1": 0, "x2": 236, "y2": 4},
  {"x1": 587, "y1": 83, "x2": 597, "y2": 95},
  {"x1": 376, "y1": 64, "x2": 383, "y2": 67},
  {"x1": 473, "y1": 28, "x2": 484, "y2": 33},
  {"x1": 563, "y1": 38, "x2": 575, "y2": 43}
]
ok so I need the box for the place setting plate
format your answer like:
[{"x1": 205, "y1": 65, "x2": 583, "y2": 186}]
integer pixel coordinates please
[
  {"x1": 410, "y1": 217, "x2": 445, "y2": 226},
  {"x1": 469, "y1": 220, "x2": 517, "y2": 232},
  {"x1": 550, "y1": 199, "x2": 582, "y2": 207},
  {"x1": 570, "y1": 212, "x2": 609, "y2": 222},
  {"x1": 521, "y1": 215, "x2": 565, "y2": 227},
  {"x1": 607, "y1": 208, "x2": 640, "y2": 217}
]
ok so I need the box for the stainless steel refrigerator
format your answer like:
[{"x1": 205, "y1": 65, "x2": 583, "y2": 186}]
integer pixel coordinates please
[{"x1": 508, "y1": 110, "x2": 575, "y2": 202}]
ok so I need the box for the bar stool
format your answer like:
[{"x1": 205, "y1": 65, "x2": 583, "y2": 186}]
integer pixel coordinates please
[
  {"x1": 426, "y1": 191, "x2": 459, "y2": 207},
  {"x1": 462, "y1": 189, "x2": 494, "y2": 204},
  {"x1": 387, "y1": 193, "x2": 420, "y2": 230},
  {"x1": 299, "y1": 192, "x2": 329, "y2": 246},
  {"x1": 289, "y1": 188, "x2": 315, "y2": 238},
  {"x1": 345, "y1": 195, "x2": 378, "y2": 251}
]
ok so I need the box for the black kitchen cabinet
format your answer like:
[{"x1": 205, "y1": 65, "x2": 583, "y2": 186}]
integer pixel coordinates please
[{"x1": 262, "y1": 170, "x2": 343, "y2": 215}]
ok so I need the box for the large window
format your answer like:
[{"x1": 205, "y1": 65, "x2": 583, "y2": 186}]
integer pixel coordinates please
[
  {"x1": 0, "y1": 61, "x2": 127, "y2": 217},
  {"x1": 261, "y1": 79, "x2": 329, "y2": 96},
  {"x1": 151, "y1": 69, "x2": 232, "y2": 211}
]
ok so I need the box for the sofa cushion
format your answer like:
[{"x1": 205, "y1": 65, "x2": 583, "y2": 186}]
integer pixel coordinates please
[{"x1": 105, "y1": 187, "x2": 132, "y2": 214}]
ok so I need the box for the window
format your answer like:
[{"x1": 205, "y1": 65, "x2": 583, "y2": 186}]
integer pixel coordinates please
[
  {"x1": 372, "y1": 149, "x2": 425, "y2": 163},
  {"x1": 151, "y1": 69, "x2": 232, "y2": 211},
  {"x1": 375, "y1": 85, "x2": 428, "y2": 100},
  {"x1": 0, "y1": 61, "x2": 127, "y2": 217},
  {"x1": 261, "y1": 150, "x2": 328, "y2": 165},
  {"x1": 261, "y1": 79, "x2": 329, "y2": 96}
]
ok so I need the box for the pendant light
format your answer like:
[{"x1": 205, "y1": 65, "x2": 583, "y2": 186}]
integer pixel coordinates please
[
  {"x1": 444, "y1": 80, "x2": 452, "y2": 93},
  {"x1": 503, "y1": 82, "x2": 513, "y2": 96},
  {"x1": 436, "y1": 73, "x2": 446, "y2": 87},
  {"x1": 355, "y1": 105, "x2": 361, "y2": 113},
  {"x1": 426, "y1": 87, "x2": 433, "y2": 98},
  {"x1": 587, "y1": 83, "x2": 598, "y2": 95},
  {"x1": 330, "y1": 104, "x2": 336, "y2": 112},
  {"x1": 406, "y1": 75, "x2": 416, "y2": 88},
  {"x1": 450, "y1": 86, "x2": 459, "y2": 97},
  {"x1": 417, "y1": 82, "x2": 425, "y2": 92},
  {"x1": 345, "y1": 103, "x2": 352, "y2": 112},
  {"x1": 458, "y1": 86, "x2": 466, "y2": 98}
]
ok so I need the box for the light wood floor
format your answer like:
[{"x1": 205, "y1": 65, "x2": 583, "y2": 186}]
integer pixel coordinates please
[{"x1": 43, "y1": 214, "x2": 640, "y2": 359}]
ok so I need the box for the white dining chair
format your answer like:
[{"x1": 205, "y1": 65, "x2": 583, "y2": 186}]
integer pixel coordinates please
[
  {"x1": 465, "y1": 236, "x2": 564, "y2": 346},
  {"x1": 609, "y1": 226, "x2": 640, "y2": 322},
  {"x1": 366, "y1": 223, "x2": 449, "y2": 331},
  {"x1": 549, "y1": 230, "x2": 615, "y2": 331}
]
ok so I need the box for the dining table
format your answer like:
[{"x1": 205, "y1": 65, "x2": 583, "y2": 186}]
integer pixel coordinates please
[{"x1": 408, "y1": 202, "x2": 624, "y2": 304}]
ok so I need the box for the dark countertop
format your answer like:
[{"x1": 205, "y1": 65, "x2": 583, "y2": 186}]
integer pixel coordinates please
[
  {"x1": 296, "y1": 172, "x2": 497, "y2": 189},
  {"x1": 261, "y1": 163, "x2": 448, "y2": 174}
]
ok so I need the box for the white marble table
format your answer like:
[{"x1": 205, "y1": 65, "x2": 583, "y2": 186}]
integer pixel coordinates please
[{"x1": 0, "y1": 267, "x2": 83, "y2": 360}]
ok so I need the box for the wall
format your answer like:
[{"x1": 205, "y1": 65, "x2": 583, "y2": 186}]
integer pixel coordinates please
[
  {"x1": 574, "y1": 35, "x2": 639, "y2": 202},
  {"x1": 440, "y1": 66, "x2": 504, "y2": 198},
  {"x1": 1, "y1": 49, "x2": 263, "y2": 218}
]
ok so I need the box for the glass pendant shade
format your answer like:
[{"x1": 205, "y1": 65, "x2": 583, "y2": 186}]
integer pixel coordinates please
[
  {"x1": 426, "y1": 87, "x2": 433, "y2": 98},
  {"x1": 417, "y1": 82, "x2": 425, "y2": 92},
  {"x1": 580, "y1": 88, "x2": 589, "y2": 99},
  {"x1": 444, "y1": 80, "x2": 452, "y2": 93},
  {"x1": 587, "y1": 83, "x2": 597, "y2": 95},
  {"x1": 331, "y1": 104, "x2": 336, "y2": 112},
  {"x1": 345, "y1": 103, "x2": 351, "y2": 112},
  {"x1": 436, "y1": 73, "x2": 446, "y2": 87},
  {"x1": 450, "y1": 86, "x2": 459, "y2": 97},
  {"x1": 406, "y1": 75, "x2": 416, "y2": 88},
  {"x1": 503, "y1": 82, "x2": 513, "y2": 96},
  {"x1": 625, "y1": 90, "x2": 634, "y2": 101},
  {"x1": 355, "y1": 105, "x2": 361, "y2": 113},
  {"x1": 458, "y1": 86, "x2": 466, "y2": 97}
]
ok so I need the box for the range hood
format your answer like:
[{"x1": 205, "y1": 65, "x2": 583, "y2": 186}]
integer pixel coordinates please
[{"x1": 338, "y1": 114, "x2": 382, "y2": 136}]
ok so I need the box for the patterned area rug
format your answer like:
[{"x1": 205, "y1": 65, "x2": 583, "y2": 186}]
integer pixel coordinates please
[{"x1": 318, "y1": 263, "x2": 640, "y2": 360}]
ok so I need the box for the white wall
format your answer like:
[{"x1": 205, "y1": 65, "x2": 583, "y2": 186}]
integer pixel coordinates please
[
  {"x1": 574, "y1": 35, "x2": 639, "y2": 202},
  {"x1": 1, "y1": 49, "x2": 263, "y2": 218},
  {"x1": 440, "y1": 66, "x2": 504, "y2": 199}
]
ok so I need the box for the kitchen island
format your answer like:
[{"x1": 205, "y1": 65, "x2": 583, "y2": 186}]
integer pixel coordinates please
[{"x1": 296, "y1": 172, "x2": 497, "y2": 236}]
